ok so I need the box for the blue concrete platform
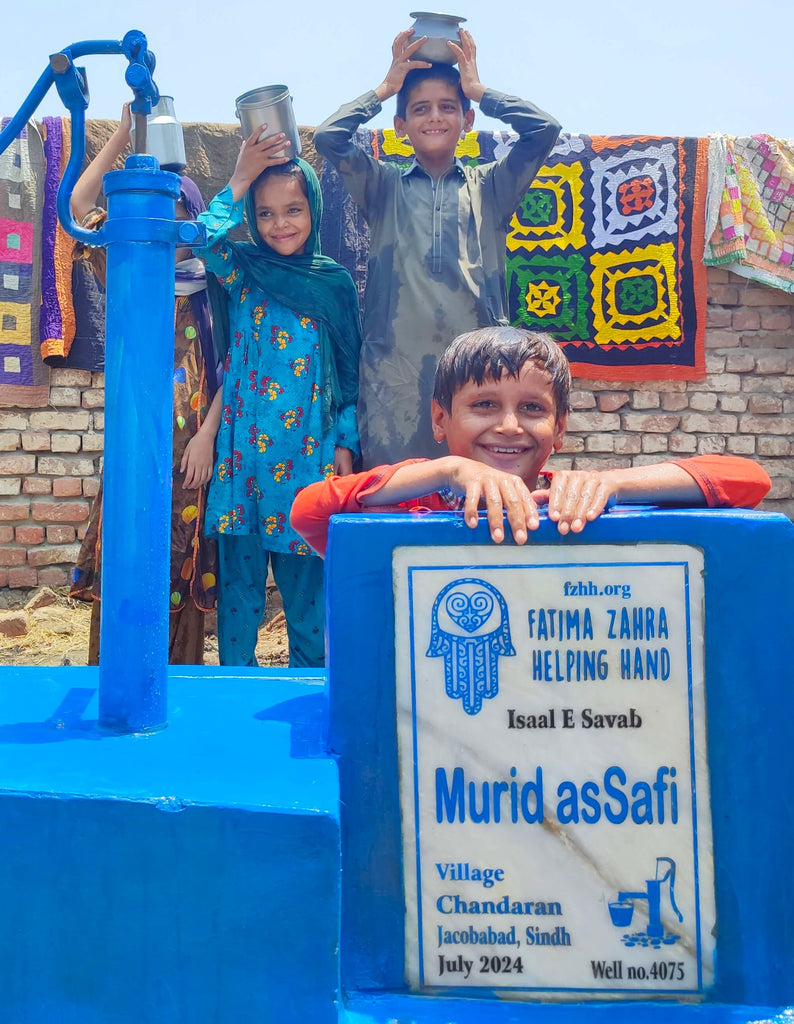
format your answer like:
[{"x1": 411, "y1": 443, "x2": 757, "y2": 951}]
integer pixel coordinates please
[{"x1": 0, "y1": 667, "x2": 339, "y2": 1024}]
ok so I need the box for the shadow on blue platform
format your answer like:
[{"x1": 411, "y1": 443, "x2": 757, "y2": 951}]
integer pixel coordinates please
[{"x1": 0, "y1": 686, "x2": 101, "y2": 744}]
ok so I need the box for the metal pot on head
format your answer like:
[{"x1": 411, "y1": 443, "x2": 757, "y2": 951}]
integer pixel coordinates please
[
  {"x1": 129, "y1": 96, "x2": 187, "y2": 172},
  {"x1": 409, "y1": 12, "x2": 467, "y2": 65},
  {"x1": 235, "y1": 86, "x2": 302, "y2": 160}
]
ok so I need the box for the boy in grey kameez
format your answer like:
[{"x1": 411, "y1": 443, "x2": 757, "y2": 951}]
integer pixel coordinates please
[{"x1": 314, "y1": 27, "x2": 560, "y2": 466}]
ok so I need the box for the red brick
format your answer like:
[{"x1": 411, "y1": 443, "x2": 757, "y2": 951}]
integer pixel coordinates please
[
  {"x1": 679, "y1": 413, "x2": 739, "y2": 433},
  {"x1": 706, "y1": 267, "x2": 731, "y2": 283},
  {"x1": 0, "y1": 454, "x2": 36, "y2": 476},
  {"x1": 748, "y1": 395, "x2": 783, "y2": 415},
  {"x1": 559, "y1": 436, "x2": 584, "y2": 454},
  {"x1": 20, "y1": 431, "x2": 50, "y2": 452},
  {"x1": 757, "y1": 437, "x2": 791, "y2": 456},
  {"x1": 52, "y1": 477, "x2": 83, "y2": 498},
  {"x1": 689, "y1": 393, "x2": 717, "y2": 412},
  {"x1": 768, "y1": 477, "x2": 793, "y2": 499},
  {"x1": 50, "y1": 434, "x2": 81, "y2": 454},
  {"x1": 567, "y1": 412, "x2": 620, "y2": 432},
  {"x1": 697, "y1": 436, "x2": 727, "y2": 455},
  {"x1": 0, "y1": 547, "x2": 26, "y2": 566},
  {"x1": 15, "y1": 526, "x2": 44, "y2": 545},
  {"x1": 8, "y1": 566, "x2": 37, "y2": 588},
  {"x1": 36, "y1": 566, "x2": 69, "y2": 588},
  {"x1": 739, "y1": 285, "x2": 794, "y2": 306},
  {"x1": 0, "y1": 413, "x2": 27, "y2": 430},
  {"x1": 28, "y1": 411, "x2": 90, "y2": 432},
  {"x1": 720, "y1": 395, "x2": 748, "y2": 413},
  {"x1": 661, "y1": 393, "x2": 688, "y2": 412},
  {"x1": 49, "y1": 387, "x2": 80, "y2": 407},
  {"x1": 82, "y1": 389, "x2": 105, "y2": 410},
  {"x1": 82, "y1": 477, "x2": 101, "y2": 498},
  {"x1": 27, "y1": 544, "x2": 81, "y2": 567},
  {"x1": 739, "y1": 415, "x2": 794, "y2": 436},
  {"x1": 727, "y1": 436, "x2": 756, "y2": 455},
  {"x1": 706, "y1": 308, "x2": 732, "y2": 328},
  {"x1": 597, "y1": 392, "x2": 630, "y2": 413},
  {"x1": 0, "y1": 479, "x2": 21, "y2": 497},
  {"x1": 0, "y1": 432, "x2": 20, "y2": 452},
  {"x1": 621, "y1": 413, "x2": 680, "y2": 433},
  {"x1": 31, "y1": 501, "x2": 90, "y2": 523},
  {"x1": 725, "y1": 352, "x2": 755, "y2": 372},
  {"x1": 22, "y1": 477, "x2": 51, "y2": 495},
  {"x1": 0, "y1": 569, "x2": 7, "y2": 587},
  {"x1": 0, "y1": 526, "x2": 13, "y2": 543},
  {"x1": 572, "y1": 457, "x2": 632, "y2": 471},
  {"x1": 732, "y1": 309, "x2": 760, "y2": 331},
  {"x1": 754, "y1": 355, "x2": 790, "y2": 374},
  {"x1": 0, "y1": 501, "x2": 30, "y2": 522},
  {"x1": 669, "y1": 433, "x2": 698, "y2": 454},
  {"x1": 570, "y1": 389, "x2": 596, "y2": 410},
  {"x1": 708, "y1": 285, "x2": 739, "y2": 305},
  {"x1": 705, "y1": 329, "x2": 740, "y2": 349},
  {"x1": 50, "y1": 368, "x2": 92, "y2": 387},
  {"x1": 46, "y1": 525, "x2": 76, "y2": 544},
  {"x1": 630, "y1": 391, "x2": 660, "y2": 410},
  {"x1": 0, "y1": 610, "x2": 29, "y2": 637},
  {"x1": 37, "y1": 456, "x2": 95, "y2": 477},
  {"x1": 613, "y1": 435, "x2": 641, "y2": 455},
  {"x1": 760, "y1": 311, "x2": 792, "y2": 330}
]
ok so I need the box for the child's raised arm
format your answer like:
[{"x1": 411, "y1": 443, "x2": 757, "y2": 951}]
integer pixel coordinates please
[{"x1": 71, "y1": 103, "x2": 131, "y2": 223}]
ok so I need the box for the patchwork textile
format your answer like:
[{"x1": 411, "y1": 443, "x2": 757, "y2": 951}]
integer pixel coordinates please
[
  {"x1": 0, "y1": 119, "x2": 49, "y2": 406},
  {"x1": 320, "y1": 130, "x2": 708, "y2": 381},
  {"x1": 704, "y1": 134, "x2": 794, "y2": 294},
  {"x1": 39, "y1": 116, "x2": 76, "y2": 365}
]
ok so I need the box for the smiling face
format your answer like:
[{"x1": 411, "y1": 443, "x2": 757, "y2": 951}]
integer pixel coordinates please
[
  {"x1": 431, "y1": 362, "x2": 567, "y2": 487},
  {"x1": 394, "y1": 78, "x2": 475, "y2": 168},
  {"x1": 253, "y1": 173, "x2": 312, "y2": 256}
]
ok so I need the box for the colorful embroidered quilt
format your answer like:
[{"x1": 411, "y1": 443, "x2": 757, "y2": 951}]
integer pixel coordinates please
[
  {"x1": 0, "y1": 119, "x2": 49, "y2": 406},
  {"x1": 319, "y1": 130, "x2": 708, "y2": 381},
  {"x1": 40, "y1": 116, "x2": 76, "y2": 365},
  {"x1": 704, "y1": 133, "x2": 794, "y2": 294}
]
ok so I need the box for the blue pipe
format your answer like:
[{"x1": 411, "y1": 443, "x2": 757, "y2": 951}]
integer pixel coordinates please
[
  {"x1": 0, "y1": 33, "x2": 195, "y2": 732},
  {"x1": 98, "y1": 156, "x2": 182, "y2": 732}
]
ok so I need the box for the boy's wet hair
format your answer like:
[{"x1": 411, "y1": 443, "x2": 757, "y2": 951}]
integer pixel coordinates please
[
  {"x1": 251, "y1": 160, "x2": 308, "y2": 198},
  {"x1": 433, "y1": 326, "x2": 571, "y2": 422},
  {"x1": 396, "y1": 64, "x2": 471, "y2": 119}
]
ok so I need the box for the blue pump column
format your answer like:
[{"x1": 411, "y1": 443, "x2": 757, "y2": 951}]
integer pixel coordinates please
[{"x1": 97, "y1": 156, "x2": 181, "y2": 732}]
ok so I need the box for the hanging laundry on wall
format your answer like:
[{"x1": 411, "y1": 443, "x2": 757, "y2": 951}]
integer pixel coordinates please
[{"x1": 704, "y1": 133, "x2": 794, "y2": 295}]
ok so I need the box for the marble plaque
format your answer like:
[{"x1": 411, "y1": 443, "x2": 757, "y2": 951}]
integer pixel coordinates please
[{"x1": 394, "y1": 544, "x2": 715, "y2": 1000}]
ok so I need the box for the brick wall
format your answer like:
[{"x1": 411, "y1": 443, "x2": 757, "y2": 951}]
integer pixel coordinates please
[{"x1": 0, "y1": 266, "x2": 792, "y2": 596}]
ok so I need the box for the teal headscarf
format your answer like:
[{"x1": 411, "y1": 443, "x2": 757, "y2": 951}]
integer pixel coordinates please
[{"x1": 208, "y1": 158, "x2": 362, "y2": 440}]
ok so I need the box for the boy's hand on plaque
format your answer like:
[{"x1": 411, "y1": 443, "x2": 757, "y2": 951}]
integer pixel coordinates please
[
  {"x1": 375, "y1": 29, "x2": 432, "y2": 101},
  {"x1": 533, "y1": 471, "x2": 615, "y2": 535},
  {"x1": 447, "y1": 458, "x2": 540, "y2": 545}
]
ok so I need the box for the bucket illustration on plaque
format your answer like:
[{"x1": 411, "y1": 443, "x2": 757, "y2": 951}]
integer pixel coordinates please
[{"x1": 608, "y1": 856, "x2": 684, "y2": 948}]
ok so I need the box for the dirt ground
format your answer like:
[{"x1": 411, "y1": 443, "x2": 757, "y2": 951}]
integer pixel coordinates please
[{"x1": 0, "y1": 587, "x2": 289, "y2": 667}]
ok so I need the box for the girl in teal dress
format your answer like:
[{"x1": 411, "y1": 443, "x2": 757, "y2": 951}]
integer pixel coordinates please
[{"x1": 197, "y1": 129, "x2": 361, "y2": 666}]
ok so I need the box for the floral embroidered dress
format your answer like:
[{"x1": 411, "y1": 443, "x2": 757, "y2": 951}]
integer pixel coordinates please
[{"x1": 200, "y1": 186, "x2": 359, "y2": 554}]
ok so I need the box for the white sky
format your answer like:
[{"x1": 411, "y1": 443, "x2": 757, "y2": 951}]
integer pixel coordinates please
[{"x1": 2, "y1": 0, "x2": 791, "y2": 139}]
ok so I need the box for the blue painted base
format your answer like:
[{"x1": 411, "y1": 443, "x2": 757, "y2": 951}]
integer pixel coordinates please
[
  {"x1": 341, "y1": 993, "x2": 794, "y2": 1023},
  {"x1": 0, "y1": 667, "x2": 339, "y2": 1024}
]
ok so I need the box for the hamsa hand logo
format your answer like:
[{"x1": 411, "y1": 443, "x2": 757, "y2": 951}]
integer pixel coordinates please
[{"x1": 427, "y1": 578, "x2": 515, "y2": 715}]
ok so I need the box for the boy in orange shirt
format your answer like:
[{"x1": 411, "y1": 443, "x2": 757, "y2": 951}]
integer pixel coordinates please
[{"x1": 291, "y1": 328, "x2": 770, "y2": 556}]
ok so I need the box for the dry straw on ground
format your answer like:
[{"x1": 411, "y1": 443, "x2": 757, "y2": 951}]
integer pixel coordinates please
[{"x1": 0, "y1": 588, "x2": 289, "y2": 667}]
